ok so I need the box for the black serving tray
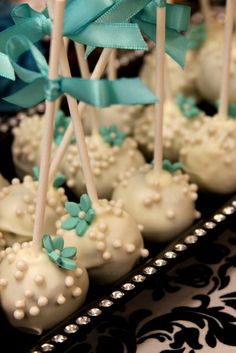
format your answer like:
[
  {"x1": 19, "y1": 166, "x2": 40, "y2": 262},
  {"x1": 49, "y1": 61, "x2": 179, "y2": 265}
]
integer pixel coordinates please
[{"x1": 0, "y1": 189, "x2": 234, "y2": 353}]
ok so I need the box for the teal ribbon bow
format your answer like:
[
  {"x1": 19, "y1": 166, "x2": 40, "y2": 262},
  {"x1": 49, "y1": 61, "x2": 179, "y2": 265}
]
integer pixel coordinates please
[
  {"x1": 0, "y1": 1, "x2": 148, "y2": 56},
  {"x1": 85, "y1": 0, "x2": 190, "y2": 67},
  {"x1": 43, "y1": 234, "x2": 77, "y2": 270},
  {"x1": 132, "y1": 2, "x2": 191, "y2": 67},
  {"x1": 1, "y1": 36, "x2": 158, "y2": 108}
]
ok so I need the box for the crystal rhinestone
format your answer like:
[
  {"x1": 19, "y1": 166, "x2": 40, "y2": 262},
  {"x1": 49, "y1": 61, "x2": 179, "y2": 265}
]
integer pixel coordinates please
[
  {"x1": 164, "y1": 251, "x2": 177, "y2": 259},
  {"x1": 223, "y1": 206, "x2": 235, "y2": 215},
  {"x1": 213, "y1": 214, "x2": 226, "y2": 222},
  {"x1": 99, "y1": 299, "x2": 114, "y2": 307},
  {"x1": 87, "y1": 308, "x2": 102, "y2": 316},
  {"x1": 204, "y1": 221, "x2": 216, "y2": 229},
  {"x1": 132, "y1": 274, "x2": 146, "y2": 282},
  {"x1": 143, "y1": 266, "x2": 157, "y2": 275},
  {"x1": 32, "y1": 351, "x2": 42, "y2": 353},
  {"x1": 111, "y1": 291, "x2": 125, "y2": 299},
  {"x1": 76, "y1": 316, "x2": 91, "y2": 325},
  {"x1": 232, "y1": 200, "x2": 236, "y2": 208},
  {"x1": 122, "y1": 283, "x2": 135, "y2": 291},
  {"x1": 194, "y1": 228, "x2": 207, "y2": 237},
  {"x1": 52, "y1": 335, "x2": 67, "y2": 344},
  {"x1": 174, "y1": 244, "x2": 187, "y2": 252},
  {"x1": 64, "y1": 324, "x2": 79, "y2": 334},
  {"x1": 41, "y1": 343, "x2": 55, "y2": 352},
  {"x1": 154, "y1": 259, "x2": 168, "y2": 266},
  {"x1": 185, "y1": 235, "x2": 198, "y2": 244}
]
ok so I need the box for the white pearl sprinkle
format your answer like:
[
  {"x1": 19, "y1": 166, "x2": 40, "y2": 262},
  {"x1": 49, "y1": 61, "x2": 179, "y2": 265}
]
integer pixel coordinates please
[
  {"x1": 0, "y1": 278, "x2": 8, "y2": 287},
  {"x1": 65, "y1": 276, "x2": 74, "y2": 288},
  {"x1": 16, "y1": 260, "x2": 28, "y2": 271},
  {"x1": 112, "y1": 239, "x2": 122, "y2": 249},
  {"x1": 29, "y1": 306, "x2": 40, "y2": 316},
  {"x1": 14, "y1": 309, "x2": 25, "y2": 320},
  {"x1": 141, "y1": 248, "x2": 149, "y2": 258},
  {"x1": 72, "y1": 287, "x2": 82, "y2": 297},
  {"x1": 14, "y1": 271, "x2": 24, "y2": 280},
  {"x1": 57, "y1": 294, "x2": 66, "y2": 305},
  {"x1": 97, "y1": 241, "x2": 106, "y2": 251},
  {"x1": 24, "y1": 289, "x2": 33, "y2": 298},
  {"x1": 38, "y1": 296, "x2": 48, "y2": 307},
  {"x1": 125, "y1": 244, "x2": 135, "y2": 254},
  {"x1": 34, "y1": 274, "x2": 44, "y2": 285},
  {"x1": 102, "y1": 251, "x2": 112, "y2": 261},
  {"x1": 75, "y1": 268, "x2": 83, "y2": 277},
  {"x1": 167, "y1": 210, "x2": 175, "y2": 220},
  {"x1": 15, "y1": 299, "x2": 25, "y2": 309}
]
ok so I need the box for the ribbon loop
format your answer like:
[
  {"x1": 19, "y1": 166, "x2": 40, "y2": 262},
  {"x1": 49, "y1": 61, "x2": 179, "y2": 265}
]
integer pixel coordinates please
[{"x1": 45, "y1": 79, "x2": 62, "y2": 102}]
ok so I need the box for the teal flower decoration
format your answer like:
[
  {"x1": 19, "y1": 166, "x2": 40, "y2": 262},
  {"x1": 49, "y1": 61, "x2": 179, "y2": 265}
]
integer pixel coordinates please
[
  {"x1": 42, "y1": 234, "x2": 77, "y2": 270},
  {"x1": 214, "y1": 101, "x2": 236, "y2": 119},
  {"x1": 54, "y1": 109, "x2": 75, "y2": 146},
  {"x1": 99, "y1": 125, "x2": 126, "y2": 146},
  {"x1": 61, "y1": 194, "x2": 96, "y2": 236},
  {"x1": 176, "y1": 93, "x2": 201, "y2": 119},
  {"x1": 163, "y1": 159, "x2": 183, "y2": 173},
  {"x1": 186, "y1": 22, "x2": 206, "y2": 50},
  {"x1": 33, "y1": 165, "x2": 66, "y2": 188}
]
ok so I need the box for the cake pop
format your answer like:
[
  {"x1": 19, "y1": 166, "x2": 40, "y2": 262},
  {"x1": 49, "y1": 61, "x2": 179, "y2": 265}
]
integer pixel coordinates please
[
  {"x1": 0, "y1": 175, "x2": 67, "y2": 246},
  {"x1": 56, "y1": 194, "x2": 149, "y2": 284},
  {"x1": 112, "y1": 163, "x2": 200, "y2": 242},
  {"x1": 0, "y1": 237, "x2": 89, "y2": 334},
  {"x1": 61, "y1": 129, "x2": 145, "y2": 199}
]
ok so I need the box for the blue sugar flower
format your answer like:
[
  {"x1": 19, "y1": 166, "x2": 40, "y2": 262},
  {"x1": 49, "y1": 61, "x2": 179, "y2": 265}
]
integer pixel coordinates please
[
  {"x1": 33, "y1": 165, "x2": 65, "y2": 188},
  {"x1": 54, "y1": 109, "x2": 75, "y2": 146},
  {"x1": 43, "y1": 234, "x2": 77, "y2": 270},
  {"x1": 176, "y1": 93, "x2": 201, "y2": 119},
  {"x1": 163, "y1": 159, "x2": 183, "y2": 173},
  {"x1": 61, "y1": 194, "x2": 96, "y2": 236},
  {"x1": 99, "y1": 125, "x2": 126, "y2": 146}
]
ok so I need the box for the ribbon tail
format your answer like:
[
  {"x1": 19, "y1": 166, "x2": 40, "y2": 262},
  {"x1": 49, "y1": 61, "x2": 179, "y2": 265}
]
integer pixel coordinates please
[
  {"x1": 0, "y1": 52, "x2": 15, "y2": 80},
  {"x1": 3, "y1": 78, "x2": 45, "y2": 108},
  {"x1": 165, "y1": 29, "x2": 187, "y2": 68},
  {"x1": 62, "y1": 77, "x2": 158, "y2": 107},
  {"x1": 74, "y1": 23, "x2": 147, "y2": 58}
]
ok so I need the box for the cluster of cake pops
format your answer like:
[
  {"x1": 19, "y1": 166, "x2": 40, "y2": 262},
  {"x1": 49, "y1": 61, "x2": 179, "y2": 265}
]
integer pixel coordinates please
[{"x1": 0, "y1": 0, "x2": 234, "y2": 338}]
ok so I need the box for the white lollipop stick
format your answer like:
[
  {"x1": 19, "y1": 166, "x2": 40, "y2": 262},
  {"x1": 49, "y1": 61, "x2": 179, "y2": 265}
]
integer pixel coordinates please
[
  {"x1": 48, "y1": 47, "x2": 113, "y2": 182},
  {"x1": 32, "y1": 0, "x2": 65, "y2": 253},
  {"x1": 154, "y1": 4, "x2": 166, "y2": 175},
  {"x1": 218, "y1": 0, "x2": 236, "y2": 118},
  {"x1": 200, "y1": 0, "x2": 212, "y2": 30},
  {"x1": 74, "y1": 43, "x2": 100, "y2": 135},
  {"x1": 107, "y1": 49, "x2": 117, "y2": 79}
]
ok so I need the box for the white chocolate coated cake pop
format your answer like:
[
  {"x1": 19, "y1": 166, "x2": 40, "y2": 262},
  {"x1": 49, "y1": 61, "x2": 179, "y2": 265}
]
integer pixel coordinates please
[
  {"x1": 0, "y1": 239, "x2": 89, "y2": 334},
  {"x1": 196, "y1": 22, "x2": 236, "y2": 104},
  {"x1": 112, "y1": 164, "x2": 200, "y2": 242},
  {"x1": 140, "y1": 49, "x2": 199, "y2": 100},
  {"x1": 12, "y1": 114, "x2": 44, "y2": 178},
  {"x1": 134, "y1": 99, "x2": 206, "y2": 162},
  {"x1": 56, "y1": 195, "x2": 149, "y2": 284},
  {"x1": 0, "y1": 176, "x2": 67, "y2": 246},
  {"x1": 83, "y1": 104, "x2": 145, "y2": 135},
  {"x1": 180, "y1": 115, "x2": 236, "y2": 194},
  {"x1": 61, "y1": 131, "x2": 145, "y2": 199}
]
